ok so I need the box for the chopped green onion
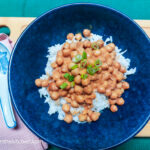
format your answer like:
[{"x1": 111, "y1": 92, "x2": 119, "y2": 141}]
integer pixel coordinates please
[
  {"x1": 87, "y1": 65, "x2": 100, "y2": 75},
  {"x1": 64, "y1": 73, "x2": 70, "y2": 79},
  {"x1": 72, "y1": 54, "x2": 82, "y2": 63},
  {"x1": 71, "y1": 81, "x2": 75, "y2": 88},
  {"x1": 68, "y1": 75, "x2": 74, "y2": 82},
  {"x1": 60, "y1": 82, "x2": 68, "y2": 89},
  {"x1": 71, "y1": 64, "x2": 78, "y2": 70},
  {"x1": 82, "y1": 51, "x2": 87, "y2": 59},
  {"x1": 91, "y1": 43, "x2": 99, "y2": 50},
  {"x1": 95, "y1": 59, "x2": 102, "y2": 67},
  {"x1": 80, "y1": 60, "x2": 87, "y2": 68},
  {"x1": 81, "y1": 74, "x2": 88, "y2": 79}
]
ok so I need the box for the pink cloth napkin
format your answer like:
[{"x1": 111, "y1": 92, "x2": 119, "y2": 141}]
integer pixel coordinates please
[{"x1": 0, "y1": 34, "x2": 48, "y2": 150}]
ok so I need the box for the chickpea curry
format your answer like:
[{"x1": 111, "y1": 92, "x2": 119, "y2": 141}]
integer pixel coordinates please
[{"x1": 35, "y1": 29, "x2": 130, "y2": 123}]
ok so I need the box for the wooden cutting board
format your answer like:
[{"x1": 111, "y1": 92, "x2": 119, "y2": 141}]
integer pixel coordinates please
[{"x1": 0, "y1": 17, "x2": 150, "y2": 137}]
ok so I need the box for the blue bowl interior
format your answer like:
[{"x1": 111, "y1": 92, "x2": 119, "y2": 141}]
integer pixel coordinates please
[{"x1": 9, "y1": 4, "x2": 150, "y2": 150}]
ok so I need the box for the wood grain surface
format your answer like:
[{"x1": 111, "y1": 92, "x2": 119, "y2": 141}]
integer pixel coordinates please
[{"x1": 0, "y1": 17, "x2": 149, "y2": 137}]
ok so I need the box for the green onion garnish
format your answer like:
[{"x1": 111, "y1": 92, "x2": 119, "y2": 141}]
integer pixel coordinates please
[
  {"x1": 68, "y1": 75, "x2": 74, "y2": 82},
  {"x1": 80, "y1": 60, "x2": 87, "y2": 68},
  {"x1": 64, "y1": 73, "x2": 74, "y2": 82},
  {"x1": 64, "y1": 73, "x2": 70, "y2": 79},
  {"x1": 81, "y1": 74, "x2": 88, "y2": 79},
  {"x1": 71, "y1": 64, "x2": 78, "y2": 70},
  {"x1": 87, "y1": 65, "x2": 100, "y2": 75},
  {"x1": 91, "y1": 43, "x2": 99, "y2": 50},
  {"x1": 82, "y1": 51, "x2": 87, "y2": 59},
  {"x1": 72, "y1": 54, "x2": 82, "y2": 63},
  {"x1": 71, "y1": 81, "x2": 75, "y2": 88},
  {"x1": 95, "y1": 59, "x2": 102, "y2": 67},
  {"x1": 60, "y1": 82, "x2": 68, "y2": 89}
]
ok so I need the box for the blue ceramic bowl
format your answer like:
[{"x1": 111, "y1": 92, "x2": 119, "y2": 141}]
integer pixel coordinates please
[{"x1": 8, "y1": 3, "x2": 150, "y2": 150}]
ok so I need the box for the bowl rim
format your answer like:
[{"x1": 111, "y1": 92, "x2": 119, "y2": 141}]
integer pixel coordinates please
[{"x1": 8, "y1": 3, "x2": 150, "y2": 150}]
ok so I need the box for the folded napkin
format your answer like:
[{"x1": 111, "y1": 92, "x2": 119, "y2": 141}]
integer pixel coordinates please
[{"x1": 0, "y1": 34, "x2": 48, "y2": 150}]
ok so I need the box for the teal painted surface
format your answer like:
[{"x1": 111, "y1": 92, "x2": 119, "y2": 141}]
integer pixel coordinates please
[
  {"x1": 0, "y1": 0, "x2": 150, "y2": 149},
  {"x1": 0, "y1": 0, "x2": 150, "y2": 19}
]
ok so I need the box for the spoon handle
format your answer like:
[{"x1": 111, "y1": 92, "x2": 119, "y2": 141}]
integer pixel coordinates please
[{"x1": 0, "y1": 74, "x2": 16, "y2": 128}]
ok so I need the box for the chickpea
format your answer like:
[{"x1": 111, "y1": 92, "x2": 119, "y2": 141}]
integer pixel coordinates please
[
  {"x1": 100, "y1": 57, "x2": 106, "y2": 63},
  {"x1": 113, "y1": 61, "x2": 121, "y2": 69},
  {"x1": 107, "y1": 59, "x2": 113, "y2": 66},
  {"x1": 122, "y1": 82, "x2": 130, "y2": 90},
  {"x1": 71, "y1": 94, "x2": 75, "y2": 100},
  {"x1": 41, "y1": 80, "x2": 48, "y2": 87},
  {"x1": 110, "y1": 91, "x2": 118, "y2": 99},
  {"x1": 68, "y1": 62, "x2": 75, "y2": 70},
  {"x1": 103, "y1": 81, "x2": 108, "y2": 88},
  {"x1": 61, "y1": 65, "x2": 68, "y2": 73},
  {"x1": 76, "y1": 95, "x2": 84, "y2": 103},
  {"x1": 59, "y1": 90, "x2": 67, "y2": 97},
  {"x1": 83, "y1": 29, "x2": 91, "y2": 37},
  {"x1": 108, "y1": 66, "x2": 113, "y2": 73},
  {"x1": 97, "y1": 40, "x2": 104, "y2": 48},
  {"x1": 65, "y1": 81, "x2": 71, "y2": 90},
  {"x1": 103, "y1": 72, "x2": 110, "y2": 80},
  {"x1": 110, "y1": 105, "x2": 118, "y2": 112},
  {"x1": 70, "y1": 42, "x2": 76, "y2": 50},
  {"x1": 76, "y1": 41, "x2": 84, "y2": 48},
  {"x1": 117, "y1": 82, "x2": 122, "y2": 89},
  {"x1": 56, "y1": 57, "x2": 64, "y2": 66},
  {"x1": 57, "y1": 50, "x2": 63, "y2": 56},
  {"x1": 109, "y1": 99, "x2": 117, "y2": 105},
  {"x1": 120, "y1": 66, "x2": 126, "y2": 73},
  {"x1": 108, "y1": 43, "x2": 115, "y2": 50},
  {"x1": 90, "y1": 74, "x2": 98, "y2": 81},
  {"x1": 116, "y1": 98, "x2": 125, "y2": 106},
  {"x1": 71, "y1": 100, "x2": 79, "y2": 108},
  {"x1": 62, "y1": 48, "x2": 71, "y2": 57},
  {"x1": 102, "y1": 63, "x2": 109, "y2": 70},
  {"x1": 90, "y1": 112, "x2": 100, "y2": 121},
  {"x1": 67, "y1": 33, "x2": 74, "y2": 40},
  {"x1": 105, "y1": 45, "x2": 113, "y2": 53},
  {"x1": 85, "y1": 99, "x2": 92, "y2": 104},
  {"x1": 71, "y1": 51, "x2": 78, "y2": 58},
  {"x1": 65, "y1": 97, "x2": 71, "y2": 103},
  {"x1": 88, "y1": 93, "x2": 96, "y2": 99},
  {"x1": 97, "y1": 86, "x2": 105, "y2": 94},
  {"x1": 88, "y1": 110, "x2": 93, "y2": 116},
  {"x1": 64, "y1": 114, "x2": 73, "y2": 123},
  {"x1": 77, "y1": 47, "x2": 84, "y2": 54},
  {"x1": 93, "y1": 50, "x2": 101, "y2": 57},
  {"x1": 109, "y1": 80, "x2": 116, "y2": 90},
  {"x1": 69, "y1": 88, "x2": 74, "y2": 94},
  {"x1": 83, "y1": 86, "x2": 93, "y2": 94},
  {"x1": 63, "y1": 42, "x2": 70, "y2": 49},
  {"x1": 88, "y1": 58, "x2": 95, "y2": 66},
  {"x1": 81, "y1": 78, "x2": 90, "y2": 86},
  {"x1": 52, "y1": 71, "x2": 60, "y2": 81},
  {"x1": 74, "y1": 75, "x2": 81, "y2": 84},
  {"x1": 71, "y1": 68, "x2": 80, "y2": 76},
  {"x1": 50, "y1": 91, "x2": 59, "y2": 100},
  {"x1": 48, "y1": 82, "x2": 58, "y2": 91},
  {"x1": 79, "y1": 69, "x2": 87, "y2": 75},
  {"x1": 83, "y1": 40, "x2": 91, "y2": 48},
  {"x1": 116, "y1": 72, "x2": 124, "y2": 82},
  {"x1": 105, "y1": 89, "x2": 112, "y2": 96},
  {"x1": 74, "y1": 85, "x2": 83, "y2": 94},
  {"x1": 51, "y1": 62, "x2": 58, "y2": 69},
  {"x1": 75, "y1": 33, "x2": 82, "y2": 41},
  {"x1": 78, "y1": 114, "x2": 87, "y2": 122},
  {"x1": 35, "y1": 78, "x2": 42, "y2": 87},
  {"x1": 62, "y1": 104, "x2": 70, "y2": 113},
  {"x1": 110, "y1": 51, "x2": 116, "y2": 60},
  {"x1": 115, "y1": 89, "x2": 122, "y2": 97},
  {"x1": 56, "y1": 80, "x2": 64, "y2": 87},
  {"x1": 87, "y1": 116, "x2": 92, "y2": 122}
]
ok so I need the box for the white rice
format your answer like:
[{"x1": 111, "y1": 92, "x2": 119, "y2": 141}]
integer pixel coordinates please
[{"x1": 38, "y1": 33, "x2": 136, "y2": 123}]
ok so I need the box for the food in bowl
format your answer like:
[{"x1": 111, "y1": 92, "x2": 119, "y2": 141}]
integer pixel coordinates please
[{"x1": 35, "y1": 29, "x2": 136, "y2": 123}]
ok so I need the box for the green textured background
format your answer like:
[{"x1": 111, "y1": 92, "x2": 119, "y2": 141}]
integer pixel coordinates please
[{"x1": 0, "y1": 0, "x2": 150, "y2": 150}]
